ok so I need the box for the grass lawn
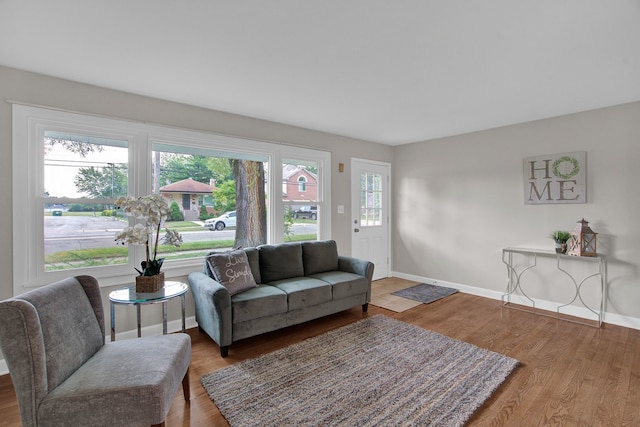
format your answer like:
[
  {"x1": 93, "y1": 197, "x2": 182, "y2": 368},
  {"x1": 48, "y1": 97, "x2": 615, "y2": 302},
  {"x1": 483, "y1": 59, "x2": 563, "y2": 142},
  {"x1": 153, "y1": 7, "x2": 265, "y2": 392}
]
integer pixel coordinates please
[{"x1": 44, "y1": 234, "x2": 318, "y2": 270}]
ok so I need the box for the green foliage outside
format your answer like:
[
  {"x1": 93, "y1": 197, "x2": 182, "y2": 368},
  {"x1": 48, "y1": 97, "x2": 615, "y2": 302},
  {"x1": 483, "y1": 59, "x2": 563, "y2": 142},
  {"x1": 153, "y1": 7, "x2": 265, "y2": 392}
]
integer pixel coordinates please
[
  {"x1": 204, "y1": 157, "x2": 234, "y2": 183},
  {"x1": 74, "y1": 164, "x2": 128, "y2": 199},
  {"x1": 199, "y1": 205, "x2": 213, "y2": 220},
  {"x1": 67, "y1": 204, "x2": 109, "y2": 212},
  {"x1": 168, "y1": 201, "x2": 184, "y2": 221},
  {"x1": 283, "y1": 208, "x2": 294, "y2": 241},
  {"x1": 212, "y1": 180, "x2": 237, "y2": 213},
  {"x1": 161, "y1": 154, "x2": 214, "y2": 185}
]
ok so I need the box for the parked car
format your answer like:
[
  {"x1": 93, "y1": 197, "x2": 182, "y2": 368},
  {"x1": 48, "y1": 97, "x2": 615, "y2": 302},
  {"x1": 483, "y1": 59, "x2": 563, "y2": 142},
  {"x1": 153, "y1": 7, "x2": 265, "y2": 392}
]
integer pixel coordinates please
[
  {"x1": 292, "y1": 206, "x2": 317, "y2": 220},
  {"x1": 204, "y1": 211, "x2": 237, "y2": 231}
]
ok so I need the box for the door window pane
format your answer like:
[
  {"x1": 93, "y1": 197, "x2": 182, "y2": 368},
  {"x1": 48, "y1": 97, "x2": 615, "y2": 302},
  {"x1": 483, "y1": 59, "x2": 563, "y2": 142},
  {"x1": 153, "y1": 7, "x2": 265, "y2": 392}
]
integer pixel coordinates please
[{"x1": 360, "y1": 172, "x2": 382, "y2": 227}]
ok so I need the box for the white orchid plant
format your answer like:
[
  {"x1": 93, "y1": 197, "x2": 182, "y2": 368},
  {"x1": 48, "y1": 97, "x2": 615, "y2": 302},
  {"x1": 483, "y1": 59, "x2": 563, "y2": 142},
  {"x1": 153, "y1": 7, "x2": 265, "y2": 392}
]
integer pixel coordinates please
[{"x1": 114, "y1": 194, "x2": 183, "y2": 276}]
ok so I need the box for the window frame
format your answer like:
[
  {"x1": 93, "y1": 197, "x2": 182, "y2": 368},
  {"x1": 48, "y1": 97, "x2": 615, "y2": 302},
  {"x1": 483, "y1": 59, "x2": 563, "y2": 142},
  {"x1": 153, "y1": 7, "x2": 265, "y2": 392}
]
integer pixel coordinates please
[{"x1": 12, "y1": 104, "x2": 331, "y2": 294}]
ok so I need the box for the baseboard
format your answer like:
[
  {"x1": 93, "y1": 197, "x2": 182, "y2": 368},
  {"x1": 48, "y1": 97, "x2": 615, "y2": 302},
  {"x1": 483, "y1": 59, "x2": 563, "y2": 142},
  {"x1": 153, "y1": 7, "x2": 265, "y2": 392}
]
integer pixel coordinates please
[
  {"x1": 0, "y1": 316, "x2": 198, "y2": 376},
  {"x1": 391, "y1": 271, "x2": 640, "y2": 331}
]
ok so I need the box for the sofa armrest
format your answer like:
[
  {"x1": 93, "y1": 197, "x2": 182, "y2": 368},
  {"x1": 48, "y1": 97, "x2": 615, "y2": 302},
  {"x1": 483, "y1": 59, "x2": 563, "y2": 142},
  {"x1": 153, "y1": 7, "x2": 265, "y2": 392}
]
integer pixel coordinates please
[
  {"x1": 187, "y1": 272, "x2": 233, "y2": 348},
  {"x1": 338, "y1": 256, "x2": 375, "y2": 283}
]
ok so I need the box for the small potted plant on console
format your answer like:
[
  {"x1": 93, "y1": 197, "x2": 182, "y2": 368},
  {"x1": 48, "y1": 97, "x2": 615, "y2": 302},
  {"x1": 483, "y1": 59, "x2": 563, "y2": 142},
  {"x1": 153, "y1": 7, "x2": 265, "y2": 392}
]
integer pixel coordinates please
[{"x1": 549, "y1": 230, "x2": 571, "y2": 254}]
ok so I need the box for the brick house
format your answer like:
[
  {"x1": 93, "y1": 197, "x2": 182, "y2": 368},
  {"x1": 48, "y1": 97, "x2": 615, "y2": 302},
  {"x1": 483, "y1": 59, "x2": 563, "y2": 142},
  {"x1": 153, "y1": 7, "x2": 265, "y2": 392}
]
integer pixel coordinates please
[
  {"x1": 282, "y1": 165, "x2": 317, "y2": 203},
  {"x1": 159, "y1": 178, "x2": 217, "y2": 220}
]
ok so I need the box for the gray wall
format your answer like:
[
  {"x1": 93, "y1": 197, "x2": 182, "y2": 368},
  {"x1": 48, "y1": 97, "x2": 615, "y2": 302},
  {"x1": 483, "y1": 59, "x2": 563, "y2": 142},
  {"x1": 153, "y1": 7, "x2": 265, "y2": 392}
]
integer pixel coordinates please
[
  {"x1": 0, "y1": 65, "x2": 392, "y2": 336},
  {"x1": 393, "y1": 101, "x2": 640, "y2": 325},
  {"x1": 2, "y1": 63, "x2": 640, "y2": 349}
]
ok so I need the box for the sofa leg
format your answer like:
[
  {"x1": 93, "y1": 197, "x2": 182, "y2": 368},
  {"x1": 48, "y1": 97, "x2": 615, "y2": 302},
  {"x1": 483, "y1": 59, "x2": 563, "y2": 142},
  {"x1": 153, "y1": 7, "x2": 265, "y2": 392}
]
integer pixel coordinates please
[
  {"x1": 198, "y1": 325, "x2": 204, "y2": 334},
  {"x1": 362, "y1": 303, "x2": 368, "y2": 312},
  {"x1": 182, "y1": 367, "x2": 191, "y2": 401},
  {"x1": 220, "y1": 346, "x2": 229, "y2": 357}
]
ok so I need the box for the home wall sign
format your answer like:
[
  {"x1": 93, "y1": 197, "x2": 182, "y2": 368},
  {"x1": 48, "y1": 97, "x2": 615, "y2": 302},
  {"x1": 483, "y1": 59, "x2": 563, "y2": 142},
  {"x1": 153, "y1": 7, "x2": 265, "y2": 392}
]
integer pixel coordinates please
[{"x1": 523, "y1": 151, "x2": 586, "y2": 205}]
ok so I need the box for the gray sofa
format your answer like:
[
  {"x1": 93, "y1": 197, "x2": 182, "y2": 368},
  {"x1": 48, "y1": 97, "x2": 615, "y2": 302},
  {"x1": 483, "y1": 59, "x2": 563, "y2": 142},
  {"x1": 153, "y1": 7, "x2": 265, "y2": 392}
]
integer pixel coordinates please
[{"x1": 188, "y1": 240, "x2": 374, "y2": 357}]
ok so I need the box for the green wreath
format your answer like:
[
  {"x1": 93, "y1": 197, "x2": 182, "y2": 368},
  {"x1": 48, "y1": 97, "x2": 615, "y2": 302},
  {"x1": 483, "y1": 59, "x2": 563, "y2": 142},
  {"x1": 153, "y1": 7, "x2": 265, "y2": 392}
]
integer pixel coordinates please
[{"x1": 552, "y1": 156, "x2": 580, "y2": 179}]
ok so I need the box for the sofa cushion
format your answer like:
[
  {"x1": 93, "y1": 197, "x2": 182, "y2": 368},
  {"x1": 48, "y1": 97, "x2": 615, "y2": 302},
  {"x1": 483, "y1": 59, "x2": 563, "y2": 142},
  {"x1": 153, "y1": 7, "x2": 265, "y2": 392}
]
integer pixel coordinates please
[
  {"x1": 39, "y1": 334, "x2": 191, "y2": 426},
  {"x1": 244, "y1": 247, "x2": 262, "y2": 284},
  {"x1": 258, "y1": 243, "x2": 304, "y2": 283},
  {"x1": 270, "y1": 277, "x2": 332, "y2": 310},
  {"x1": 302, "y1": 240, "x2": 339, "y2": 275},
  {"x1": 309, "y1": 271, "x2": 370, "y2": 300},
  {"x1": 206, "y1": 250, "x2": 257, "y2": 295},
  {"x1": 231, "y1": 285, "x2": 288, "y2": 323}
]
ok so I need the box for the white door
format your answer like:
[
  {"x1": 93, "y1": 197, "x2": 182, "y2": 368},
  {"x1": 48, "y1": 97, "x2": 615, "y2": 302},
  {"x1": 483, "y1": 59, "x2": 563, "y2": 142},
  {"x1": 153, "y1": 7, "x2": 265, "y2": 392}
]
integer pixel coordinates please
[{"x1": 351, "y1": 159, "x2": 390, "y2": 281}]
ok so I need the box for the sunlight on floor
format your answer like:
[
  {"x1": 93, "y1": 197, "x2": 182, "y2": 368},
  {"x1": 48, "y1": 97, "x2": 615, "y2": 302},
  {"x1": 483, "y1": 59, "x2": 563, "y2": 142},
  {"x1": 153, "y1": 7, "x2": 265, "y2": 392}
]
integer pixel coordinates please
[{"x1": 370, "y1": 279, "x2": 422, "y2": 312}]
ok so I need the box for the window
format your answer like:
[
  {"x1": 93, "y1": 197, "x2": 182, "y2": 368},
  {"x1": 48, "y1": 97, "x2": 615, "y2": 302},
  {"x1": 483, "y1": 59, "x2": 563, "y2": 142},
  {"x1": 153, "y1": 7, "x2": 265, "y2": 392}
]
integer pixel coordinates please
[
  {"x1": 44, "y1": 132, "x2": 129, "y2": 271},
  {"x1": 360, "y1": 172, "x2": 382, "y2": 227},
  {"x1": 149, "y1": 142, "x2": 268, "y2": 261},
  {"x1": 13, "y1": 104, "x2": 331, "y2": 293},
  {"x1": 298, "y1": 176, "x2": 307, "y2": 192},
  {"x1": 282, "y1": 159, "x2": 320, "y2": 242}
]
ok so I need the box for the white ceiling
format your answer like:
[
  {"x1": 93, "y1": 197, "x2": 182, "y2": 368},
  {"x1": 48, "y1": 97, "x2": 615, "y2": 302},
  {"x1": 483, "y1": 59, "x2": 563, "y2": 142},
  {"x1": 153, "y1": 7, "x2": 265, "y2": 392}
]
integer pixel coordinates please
[{"x1": 1, "y1": 1, "x2": 639, "y2": 145}]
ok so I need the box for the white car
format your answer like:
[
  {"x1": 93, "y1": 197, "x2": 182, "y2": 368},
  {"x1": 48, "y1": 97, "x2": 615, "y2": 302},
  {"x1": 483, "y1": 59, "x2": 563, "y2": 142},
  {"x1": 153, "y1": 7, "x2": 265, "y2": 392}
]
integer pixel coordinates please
[{"x1": 204, "y1": 211, "x2": 237, "y2": 231}]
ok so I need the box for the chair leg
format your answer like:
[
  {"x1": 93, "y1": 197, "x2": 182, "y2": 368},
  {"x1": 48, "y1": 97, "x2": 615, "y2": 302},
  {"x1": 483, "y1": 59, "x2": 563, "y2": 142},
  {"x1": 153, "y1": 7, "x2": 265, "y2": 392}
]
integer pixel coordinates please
[{"x1": 182, "y1": 367, "x2": 191, "y2": 401}]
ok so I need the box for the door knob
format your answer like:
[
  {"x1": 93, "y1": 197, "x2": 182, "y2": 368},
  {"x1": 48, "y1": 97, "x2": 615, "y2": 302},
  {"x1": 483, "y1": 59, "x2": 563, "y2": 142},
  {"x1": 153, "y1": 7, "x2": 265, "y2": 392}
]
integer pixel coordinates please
[{"x1": 354, "y1": 228, "x2": 360, "y2": 233}]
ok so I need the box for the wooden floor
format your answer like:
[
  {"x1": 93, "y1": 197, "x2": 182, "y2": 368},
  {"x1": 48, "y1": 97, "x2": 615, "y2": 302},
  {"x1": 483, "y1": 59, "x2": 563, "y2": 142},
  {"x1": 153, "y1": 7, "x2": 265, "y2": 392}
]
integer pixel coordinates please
[{"x1": 1, "y1": 277, "x2": 639, "y2": 426}]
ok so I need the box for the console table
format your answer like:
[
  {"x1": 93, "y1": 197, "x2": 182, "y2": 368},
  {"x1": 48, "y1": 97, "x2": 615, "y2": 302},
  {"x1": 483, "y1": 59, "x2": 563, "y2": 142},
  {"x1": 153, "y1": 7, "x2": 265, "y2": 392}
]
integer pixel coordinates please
[
  {"x1": 502, "y1": 247, "x2": 605, "y2": 327},
  {"x1": 109, "y1": 281, "x2": 188, "y2": 341}
]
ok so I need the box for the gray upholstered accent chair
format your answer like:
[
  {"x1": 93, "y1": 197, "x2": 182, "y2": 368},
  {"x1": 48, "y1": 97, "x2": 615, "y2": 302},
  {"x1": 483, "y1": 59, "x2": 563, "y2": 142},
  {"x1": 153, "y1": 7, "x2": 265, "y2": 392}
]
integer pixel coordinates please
[{"x1": 0, "y1": 275, "x2": 192, "y2": 427}]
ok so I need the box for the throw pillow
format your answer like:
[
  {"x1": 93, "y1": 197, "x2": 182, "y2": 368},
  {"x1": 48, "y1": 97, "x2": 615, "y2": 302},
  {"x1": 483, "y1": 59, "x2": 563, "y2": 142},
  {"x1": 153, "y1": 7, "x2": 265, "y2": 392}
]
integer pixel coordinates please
[{"x1": 206, "y1": 250, "x2": 257, "y2": 295}]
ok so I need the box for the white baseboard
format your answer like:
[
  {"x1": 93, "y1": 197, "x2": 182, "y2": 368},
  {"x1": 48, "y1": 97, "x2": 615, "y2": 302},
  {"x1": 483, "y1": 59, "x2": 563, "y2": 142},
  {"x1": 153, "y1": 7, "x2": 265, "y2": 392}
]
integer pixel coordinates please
[
  {"x1": 5, "y1": 279, "x2": 639, "y2": 377},
  {"x1": 391, "y1": 271, "x2": 640, "y2": 331},
  {"x1": 0, "y1": 316, "x2": 198, "y2": 376}
]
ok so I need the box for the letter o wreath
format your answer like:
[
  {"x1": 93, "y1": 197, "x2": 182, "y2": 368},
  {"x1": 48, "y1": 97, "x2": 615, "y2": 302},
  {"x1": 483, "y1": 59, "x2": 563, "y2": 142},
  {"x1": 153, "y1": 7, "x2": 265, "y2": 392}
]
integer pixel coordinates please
[{"x1": 552, "y1": 156, "x2": 580, "y2": 179}]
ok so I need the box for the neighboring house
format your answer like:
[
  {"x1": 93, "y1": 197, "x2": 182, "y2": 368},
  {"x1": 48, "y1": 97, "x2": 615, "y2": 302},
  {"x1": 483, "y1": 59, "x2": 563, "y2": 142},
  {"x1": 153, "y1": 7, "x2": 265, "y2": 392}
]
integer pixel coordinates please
[
  {"x1": 282, "y1": 165, "x2": 317, "y2": 203},
  {"x1": 159, "y1": 178, "x2": 217, "y2": 220}
]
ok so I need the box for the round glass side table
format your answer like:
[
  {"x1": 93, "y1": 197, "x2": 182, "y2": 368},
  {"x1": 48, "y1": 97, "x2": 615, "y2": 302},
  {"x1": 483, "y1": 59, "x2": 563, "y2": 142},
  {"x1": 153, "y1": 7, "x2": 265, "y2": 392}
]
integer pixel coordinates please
[{"x1": 108, "y1": 281, "x2": 188, "y2": 341}]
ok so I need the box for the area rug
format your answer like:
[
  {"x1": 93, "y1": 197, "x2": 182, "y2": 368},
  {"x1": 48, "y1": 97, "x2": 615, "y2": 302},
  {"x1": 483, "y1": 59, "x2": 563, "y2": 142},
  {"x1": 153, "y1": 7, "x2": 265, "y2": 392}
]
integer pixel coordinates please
[
  {"x1": 392, "y1": 282, "x2": 458, "y2": 305},
  {"x1": 201, "y1": 315, "x2": 519, "y2": 427}
]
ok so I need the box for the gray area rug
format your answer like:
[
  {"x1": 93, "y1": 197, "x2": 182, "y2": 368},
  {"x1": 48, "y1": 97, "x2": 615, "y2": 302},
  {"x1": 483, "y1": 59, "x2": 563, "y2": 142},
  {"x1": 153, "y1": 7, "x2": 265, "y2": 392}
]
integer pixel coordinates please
[
  {"x1": 201, "y1": 315, "x2": 519, "y2": 427},
  {"x1": 392, "y1": 282, "x2": 458, "y2": 304}
]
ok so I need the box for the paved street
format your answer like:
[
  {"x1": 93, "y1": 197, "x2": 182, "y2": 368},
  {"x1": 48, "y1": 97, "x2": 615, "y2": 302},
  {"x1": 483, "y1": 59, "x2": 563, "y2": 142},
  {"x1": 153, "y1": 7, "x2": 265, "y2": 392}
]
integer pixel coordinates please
[{"x1": 44, "y1": 215, "x2": 317, "y2": 254}]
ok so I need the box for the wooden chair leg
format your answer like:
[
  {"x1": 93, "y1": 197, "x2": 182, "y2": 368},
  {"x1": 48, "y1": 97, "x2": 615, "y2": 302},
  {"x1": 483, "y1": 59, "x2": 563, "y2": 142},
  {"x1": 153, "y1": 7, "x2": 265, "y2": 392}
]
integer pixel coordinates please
[{"x1": 182, "y1": 367, "x2": 190, "y2": 401}]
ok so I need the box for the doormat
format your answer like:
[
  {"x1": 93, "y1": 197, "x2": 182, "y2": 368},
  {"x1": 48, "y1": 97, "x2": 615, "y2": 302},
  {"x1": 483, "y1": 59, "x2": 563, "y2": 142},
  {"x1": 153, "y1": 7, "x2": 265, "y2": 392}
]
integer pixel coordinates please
[{"x1": 392, "y1": 282, "x2": 458, "y2": 305}]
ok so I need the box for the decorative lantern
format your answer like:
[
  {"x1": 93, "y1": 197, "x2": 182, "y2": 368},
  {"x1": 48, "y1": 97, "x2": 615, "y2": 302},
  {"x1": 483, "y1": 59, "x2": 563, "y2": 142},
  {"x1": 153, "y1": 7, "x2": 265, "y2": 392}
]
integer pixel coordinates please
[{"x1": 567, "y1": 218, "x2": 597, "y2": 257}]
